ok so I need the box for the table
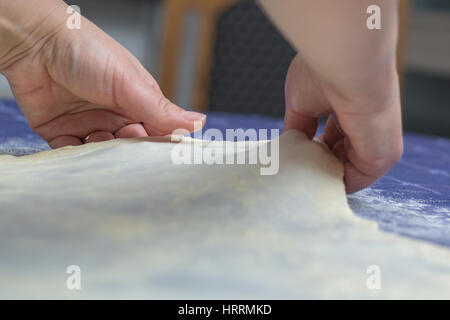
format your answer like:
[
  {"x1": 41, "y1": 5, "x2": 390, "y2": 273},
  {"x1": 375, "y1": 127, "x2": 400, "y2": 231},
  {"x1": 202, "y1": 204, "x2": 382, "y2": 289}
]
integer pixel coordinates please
[{"x1": 1, "y1": 98, "x2": 449, "y2": 248}]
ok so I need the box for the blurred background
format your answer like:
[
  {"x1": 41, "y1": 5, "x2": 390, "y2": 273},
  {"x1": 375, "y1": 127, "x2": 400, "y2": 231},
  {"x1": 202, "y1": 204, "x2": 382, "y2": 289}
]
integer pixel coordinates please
[{"x1": 0, "y1": 0, "x2": 449, "y2": 137}]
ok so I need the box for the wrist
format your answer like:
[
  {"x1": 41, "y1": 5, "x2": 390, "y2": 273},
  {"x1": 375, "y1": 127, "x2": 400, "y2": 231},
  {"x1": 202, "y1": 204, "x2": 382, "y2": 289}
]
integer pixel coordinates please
[{"x1": 0, "y1": 0, "x2": 68, "y2": 72}]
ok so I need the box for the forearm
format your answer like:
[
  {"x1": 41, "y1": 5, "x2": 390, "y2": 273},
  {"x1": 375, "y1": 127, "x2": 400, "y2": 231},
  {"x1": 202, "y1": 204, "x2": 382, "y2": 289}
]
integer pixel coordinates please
[
  {"x1": 0, "y1": 0, "x2": 67, "y2": 71},
  {"x1": 258, "y1": 0, "x2": 399, "y2": 99}
]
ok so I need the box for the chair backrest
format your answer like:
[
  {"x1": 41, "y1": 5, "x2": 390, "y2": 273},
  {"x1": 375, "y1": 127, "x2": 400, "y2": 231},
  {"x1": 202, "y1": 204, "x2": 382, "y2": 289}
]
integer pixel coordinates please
[
  {"x1": 159, "y1": 0, "x2": 240, "y2": 111},
  {"x1": 208, "y1": 0, "x2": 295, "y2": 118}
]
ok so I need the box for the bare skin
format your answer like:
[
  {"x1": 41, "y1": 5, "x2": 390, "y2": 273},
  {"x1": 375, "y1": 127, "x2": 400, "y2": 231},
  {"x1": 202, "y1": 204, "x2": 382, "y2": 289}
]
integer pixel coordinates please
[
  {"x1": 0, "y1": 0, "x2": 206, "y2": 148},
  {"x1": 259, "y1": 0, "x2": 403, "y2": 193}
]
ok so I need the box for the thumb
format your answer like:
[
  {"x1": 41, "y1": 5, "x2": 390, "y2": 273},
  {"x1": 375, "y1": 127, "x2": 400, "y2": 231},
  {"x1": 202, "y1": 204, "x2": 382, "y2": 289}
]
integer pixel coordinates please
[{"x1": 117, "y1": 74, "x2": 206, "y2": 136}]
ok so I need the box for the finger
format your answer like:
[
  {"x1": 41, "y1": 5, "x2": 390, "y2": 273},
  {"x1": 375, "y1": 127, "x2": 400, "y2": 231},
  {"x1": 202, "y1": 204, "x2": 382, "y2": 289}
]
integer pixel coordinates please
[
  {"x1": 84, "y1": 131, "x2": 115, "y2": 143},
  {"x1": 317, "y1": 114, "x2": 342, "y2": 147},
  {"x1": 283, "y1": 104, "x2": 318, "y2": 140},
  {"x1": 322, "y1": 114, "x2": 344, "y2": 148},
  {"x1": 332, "y1": 137, "x2": 347, "y2": 163},
  {"x1": 318, "y1": 116, "x2": 397, "y2": 194},
  {"x1": 316, "y1": 115, "x2": 347, "y2": 165},
  {"x1": 114, "y1": 123, "x2": 148, "y2": 139},
  {"x1": 116, "y1": 75, "x2": 206, "y2": 135},
  {"x1": 344, "y1": 161, "x2": 380, "y2": 194},
  {"x1": 317, "y1": 116, "x2": 347, "y2": 162},
  {"x1": 339, "y1": 102, "x2": 403, "y2": 193},
  {"x1": 48, "y1": 135, "x2": 82, "y2": 149},
  {"x1": 36, "y1": 108, "x2": 131, "y2": 142},
  {"x1": 142, "y1": 123, "x2": 167, "y2": 137}
]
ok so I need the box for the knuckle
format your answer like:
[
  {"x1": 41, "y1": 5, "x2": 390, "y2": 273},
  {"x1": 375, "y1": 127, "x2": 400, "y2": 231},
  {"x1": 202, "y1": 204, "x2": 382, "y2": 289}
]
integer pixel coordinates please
[
  {"x1": 390, "y1": 141, "x2": 404, "y2": 165},
  {"x1": 369, "y1": 143, "x2": 403, "y2": 176}
]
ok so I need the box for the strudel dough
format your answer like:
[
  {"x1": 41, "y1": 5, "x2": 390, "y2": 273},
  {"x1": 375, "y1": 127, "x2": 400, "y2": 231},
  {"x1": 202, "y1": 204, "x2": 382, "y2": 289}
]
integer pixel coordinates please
[{"x1": 0, "y1": 131, "x2": 449, "y2": 299}]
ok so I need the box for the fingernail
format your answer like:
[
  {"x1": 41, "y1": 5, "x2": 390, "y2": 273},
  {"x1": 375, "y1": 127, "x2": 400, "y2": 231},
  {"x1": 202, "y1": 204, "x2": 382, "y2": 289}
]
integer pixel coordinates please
[
  {"x1": 182, "y1": 111, "x2": 206, "y2": 122},
  {"x1": 84, "y1": 134, "x2": 92, "y2": 142}
]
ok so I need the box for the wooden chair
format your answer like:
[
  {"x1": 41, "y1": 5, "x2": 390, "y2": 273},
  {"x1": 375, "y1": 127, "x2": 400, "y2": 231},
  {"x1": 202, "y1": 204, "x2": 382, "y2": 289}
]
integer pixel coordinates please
[
  {"x1": 398, "y1": 0, "x2": 411, "y2": 92},
  {"x1": 159, "y1": 0, "x2": 239, "y2": 111}
]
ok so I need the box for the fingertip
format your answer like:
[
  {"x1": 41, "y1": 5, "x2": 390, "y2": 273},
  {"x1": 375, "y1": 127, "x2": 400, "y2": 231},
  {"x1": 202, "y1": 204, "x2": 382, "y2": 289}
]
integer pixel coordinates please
[
  {"x1": 181, "y1": 110, "x2": 207, "y2": 123},
  {"x1": 162, "y1": 110, "x2": 207, "y2": 135},
  {"x1": 175, "y1": 110, "x2": 207, "y2": 134},
  {"x1": 137, "y1": 90, "x2": 207, "y2": 135},
  {"x1": 343, "y1": 161, "x2": 379, "y2": 194}
]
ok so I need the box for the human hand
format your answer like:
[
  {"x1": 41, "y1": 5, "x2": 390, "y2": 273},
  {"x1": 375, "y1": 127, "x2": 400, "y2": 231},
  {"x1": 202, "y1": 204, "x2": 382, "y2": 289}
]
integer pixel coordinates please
[
  {"x1": 257, "y1": 0, "x2": 403, "y2": 193},
  {"x1": 0, "y1": 0, "x2": 205, "y2": 148},
  {"x1": 284, "y1": 53, "x2": 403, "y2": 193}
]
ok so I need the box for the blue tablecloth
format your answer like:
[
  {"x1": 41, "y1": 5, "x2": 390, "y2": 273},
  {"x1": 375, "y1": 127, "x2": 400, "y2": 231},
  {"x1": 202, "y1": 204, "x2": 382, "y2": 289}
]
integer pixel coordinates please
[{"x1": 1, "y1": 99, "x2": 449, "y2": 248}]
